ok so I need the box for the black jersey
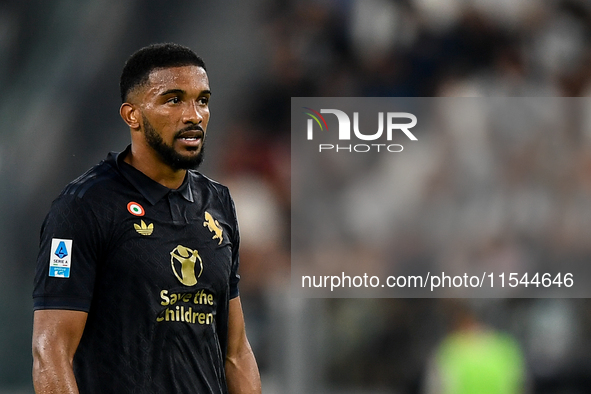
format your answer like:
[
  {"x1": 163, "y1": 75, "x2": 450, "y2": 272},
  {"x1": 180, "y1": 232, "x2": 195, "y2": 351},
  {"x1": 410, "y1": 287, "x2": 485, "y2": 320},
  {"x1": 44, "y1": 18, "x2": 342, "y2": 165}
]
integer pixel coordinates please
[{"x1": 33, "y1": 146, "x2": 240, "y2": 394}]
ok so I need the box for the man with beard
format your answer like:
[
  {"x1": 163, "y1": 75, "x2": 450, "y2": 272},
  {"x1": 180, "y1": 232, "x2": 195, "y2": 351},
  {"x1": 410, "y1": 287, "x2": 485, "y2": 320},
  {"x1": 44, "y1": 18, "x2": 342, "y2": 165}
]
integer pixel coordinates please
[{"x1": 32, "y1": 43, "x2": 261, "y2": 394}]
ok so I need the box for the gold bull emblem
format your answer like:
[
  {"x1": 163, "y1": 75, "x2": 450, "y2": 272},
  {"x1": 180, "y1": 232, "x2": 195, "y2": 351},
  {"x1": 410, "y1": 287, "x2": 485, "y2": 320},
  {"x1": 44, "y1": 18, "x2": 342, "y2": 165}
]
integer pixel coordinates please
[
  {"x1": 170, "y1": 245, "x2": 203, "y2": 286},
  {"x1": 203, "y1": 211, "x2": 223, "y2": 245}
]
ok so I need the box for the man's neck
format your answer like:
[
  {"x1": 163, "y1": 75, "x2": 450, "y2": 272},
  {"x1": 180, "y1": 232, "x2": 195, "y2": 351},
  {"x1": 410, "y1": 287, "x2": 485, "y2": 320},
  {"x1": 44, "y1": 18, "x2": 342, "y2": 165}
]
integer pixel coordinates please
[{"x1": 123, "y1": 146, "x2": 186, "y2": 190}]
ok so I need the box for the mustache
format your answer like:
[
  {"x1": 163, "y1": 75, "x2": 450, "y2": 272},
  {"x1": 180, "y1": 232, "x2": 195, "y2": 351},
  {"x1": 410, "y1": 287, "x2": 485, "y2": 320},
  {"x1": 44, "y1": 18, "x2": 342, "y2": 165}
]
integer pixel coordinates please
[{"x1": 174, "y1": 125, "x2": 204, "y2": 138}]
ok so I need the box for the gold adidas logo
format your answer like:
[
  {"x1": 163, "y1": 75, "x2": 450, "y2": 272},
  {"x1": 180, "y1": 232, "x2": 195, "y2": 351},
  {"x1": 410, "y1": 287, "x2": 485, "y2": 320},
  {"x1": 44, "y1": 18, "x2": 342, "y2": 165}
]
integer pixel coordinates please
[{"x1": 134, "y1": 220, "x2": 154, "y2": 236}]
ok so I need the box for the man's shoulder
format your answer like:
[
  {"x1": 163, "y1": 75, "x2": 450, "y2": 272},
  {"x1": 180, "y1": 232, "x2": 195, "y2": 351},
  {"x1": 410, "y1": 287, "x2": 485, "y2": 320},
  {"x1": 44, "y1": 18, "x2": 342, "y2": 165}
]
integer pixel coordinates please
[
  {"x1": 60, "y1": 157, "x2": 123, "y2": 200},
  {"x1": 188, "y1": 170, "x2": 230, "y2": 195}
]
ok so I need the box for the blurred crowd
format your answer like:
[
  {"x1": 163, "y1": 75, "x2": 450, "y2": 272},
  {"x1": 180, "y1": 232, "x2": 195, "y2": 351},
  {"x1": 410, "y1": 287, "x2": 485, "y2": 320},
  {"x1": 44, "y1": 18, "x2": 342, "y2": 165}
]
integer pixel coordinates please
[{"x1": 222, "y1": 0, "x2": 591, "y2": 392}]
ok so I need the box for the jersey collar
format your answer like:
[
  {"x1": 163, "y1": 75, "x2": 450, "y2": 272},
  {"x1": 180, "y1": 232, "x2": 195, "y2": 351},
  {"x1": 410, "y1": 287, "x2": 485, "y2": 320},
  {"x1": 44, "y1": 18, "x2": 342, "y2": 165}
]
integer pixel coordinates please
[{"x1": 110, "y1": 145, "x2": 194, "y2": 205}]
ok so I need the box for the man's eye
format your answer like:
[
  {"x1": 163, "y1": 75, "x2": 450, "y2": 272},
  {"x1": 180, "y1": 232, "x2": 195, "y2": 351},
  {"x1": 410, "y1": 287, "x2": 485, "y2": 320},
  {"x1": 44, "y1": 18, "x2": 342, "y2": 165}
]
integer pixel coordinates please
[
  {"x1": 168, "y1": 97, "x2": 180, "y2": 104},
  {"x1": 199, "y1": 97, "x2": 209, "y2": 105}
]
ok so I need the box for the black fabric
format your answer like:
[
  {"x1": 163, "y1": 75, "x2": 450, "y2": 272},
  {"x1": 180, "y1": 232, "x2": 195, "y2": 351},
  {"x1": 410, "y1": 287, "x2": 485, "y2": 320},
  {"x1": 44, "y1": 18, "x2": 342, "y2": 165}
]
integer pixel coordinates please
[{"x1": 33, "y1": 146, "x2": 240, "y2": 394}]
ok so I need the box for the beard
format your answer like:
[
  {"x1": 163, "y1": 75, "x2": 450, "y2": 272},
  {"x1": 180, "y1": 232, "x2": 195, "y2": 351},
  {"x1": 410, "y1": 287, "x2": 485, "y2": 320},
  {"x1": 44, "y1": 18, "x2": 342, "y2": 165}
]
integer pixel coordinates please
[{"x1": 143, "y1": 117, "x2": 205, "y2": 171}]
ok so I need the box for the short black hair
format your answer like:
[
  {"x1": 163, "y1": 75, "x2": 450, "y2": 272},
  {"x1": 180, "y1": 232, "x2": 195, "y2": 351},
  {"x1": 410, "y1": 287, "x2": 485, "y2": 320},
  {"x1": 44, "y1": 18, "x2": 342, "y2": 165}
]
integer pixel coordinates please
[{"x1": 120, "y1": 43, "x2": 206, "y2": 102}]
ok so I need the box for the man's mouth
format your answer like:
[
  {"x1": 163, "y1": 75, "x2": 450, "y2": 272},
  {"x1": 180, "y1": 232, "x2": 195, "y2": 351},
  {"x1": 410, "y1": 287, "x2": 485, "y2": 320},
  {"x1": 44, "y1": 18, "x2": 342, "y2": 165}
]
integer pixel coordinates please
[{"x1": 176, "y1": 128, "x2": 204, "y2": 142}]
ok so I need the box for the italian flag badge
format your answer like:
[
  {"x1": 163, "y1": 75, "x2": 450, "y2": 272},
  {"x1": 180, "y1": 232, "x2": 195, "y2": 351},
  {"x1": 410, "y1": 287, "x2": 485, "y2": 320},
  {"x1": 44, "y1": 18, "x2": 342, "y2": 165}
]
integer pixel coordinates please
[{"x1": 127, "y1": 201, "x2": 145, "y2": 216}]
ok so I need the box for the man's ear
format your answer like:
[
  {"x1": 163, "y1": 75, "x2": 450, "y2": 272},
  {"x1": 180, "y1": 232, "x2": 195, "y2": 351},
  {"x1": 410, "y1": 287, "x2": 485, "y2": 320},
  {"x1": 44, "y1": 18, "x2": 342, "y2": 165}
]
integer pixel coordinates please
[{"x1": 120, "y1": 103, "x2": 141, "y2": 130}]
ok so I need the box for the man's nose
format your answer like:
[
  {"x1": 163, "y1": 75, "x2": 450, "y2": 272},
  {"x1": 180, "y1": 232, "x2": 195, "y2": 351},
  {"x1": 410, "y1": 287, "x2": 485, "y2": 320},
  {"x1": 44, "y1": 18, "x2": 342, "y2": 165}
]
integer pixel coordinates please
[{"x1": 182, "y1": 101, "x2": 203, "y2": 124}]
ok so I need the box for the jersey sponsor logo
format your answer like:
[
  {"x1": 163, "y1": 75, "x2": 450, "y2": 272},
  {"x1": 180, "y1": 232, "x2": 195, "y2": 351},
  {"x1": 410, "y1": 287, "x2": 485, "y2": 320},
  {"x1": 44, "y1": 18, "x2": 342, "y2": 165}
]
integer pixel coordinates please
[
  {"x1": 49, "y1": 238, "x2": 72, "y2": 278},
  {"x1": 127, "y1": 201, "x2": 145, "y2": 216},
  {"x1": 203, "y1": 211, "x2": 223, "y2": 245},
  {"x1": 170, "y1": 245, "x2": 203, "y2": 286},
  {"x1": 134, "y1": 220, "x2": 154, "y2": 236},
  {"x1": 156, "y1": 289, "x2": 215, "y2": 324}
]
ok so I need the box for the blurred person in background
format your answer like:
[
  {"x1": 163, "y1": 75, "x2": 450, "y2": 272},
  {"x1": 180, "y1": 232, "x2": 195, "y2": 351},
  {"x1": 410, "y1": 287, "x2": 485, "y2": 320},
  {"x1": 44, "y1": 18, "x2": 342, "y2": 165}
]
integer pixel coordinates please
[
  {"x1": 423, "y1": 300, "x2": 527, "y2": 394},
  {"x1": 31, "y1": 43, "x2": 261, "y2": 394}
]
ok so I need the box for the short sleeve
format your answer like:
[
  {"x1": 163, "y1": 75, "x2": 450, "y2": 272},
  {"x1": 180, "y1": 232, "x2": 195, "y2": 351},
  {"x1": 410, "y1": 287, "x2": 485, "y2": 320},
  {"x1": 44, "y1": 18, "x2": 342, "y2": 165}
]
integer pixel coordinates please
[
  {"x1": 33, "y1": 194, "x2": 103, "y2": 312},
  {"x1": 228, "y1": 193, "x2": 241, "y2": 299}
]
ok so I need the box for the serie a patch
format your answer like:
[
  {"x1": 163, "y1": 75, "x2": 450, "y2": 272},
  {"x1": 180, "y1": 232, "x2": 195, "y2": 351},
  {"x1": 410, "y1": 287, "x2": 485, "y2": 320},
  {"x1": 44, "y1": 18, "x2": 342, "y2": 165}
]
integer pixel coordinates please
[{"x1": 49, "y1": 238, "x2": 73, "y2": 278}]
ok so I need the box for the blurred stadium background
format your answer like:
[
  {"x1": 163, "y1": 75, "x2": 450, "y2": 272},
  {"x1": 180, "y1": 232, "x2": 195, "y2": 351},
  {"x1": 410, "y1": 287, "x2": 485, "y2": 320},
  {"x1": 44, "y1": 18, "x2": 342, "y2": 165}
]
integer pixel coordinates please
[{"x1": 2, "y1": 0, "x2": 591, "y2": 393}]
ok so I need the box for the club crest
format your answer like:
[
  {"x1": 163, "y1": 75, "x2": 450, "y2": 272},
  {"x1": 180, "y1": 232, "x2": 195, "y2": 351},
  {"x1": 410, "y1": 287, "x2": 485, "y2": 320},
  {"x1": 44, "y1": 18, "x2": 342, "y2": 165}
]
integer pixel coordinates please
[{"x1": 203, "y1": 211, "x2": 223, "y2": 245}]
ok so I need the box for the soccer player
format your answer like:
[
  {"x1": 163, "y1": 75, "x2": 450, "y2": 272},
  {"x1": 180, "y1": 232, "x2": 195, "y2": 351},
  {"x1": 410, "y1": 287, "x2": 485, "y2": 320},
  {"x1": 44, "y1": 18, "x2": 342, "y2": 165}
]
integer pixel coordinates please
[{"x1": 32, "y1": 43, "x2": 261, "y2": 394}]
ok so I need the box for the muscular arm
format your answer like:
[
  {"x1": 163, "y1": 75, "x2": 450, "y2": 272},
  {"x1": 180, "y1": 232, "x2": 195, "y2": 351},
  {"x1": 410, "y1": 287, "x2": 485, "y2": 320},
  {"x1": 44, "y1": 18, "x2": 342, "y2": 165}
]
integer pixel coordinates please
[
  {"x1": 225, "y1": 297, "x2": 261, "y2": 394},
  {"x1": 32, "y1": 309, "x2": 87, "y2": 394}
]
